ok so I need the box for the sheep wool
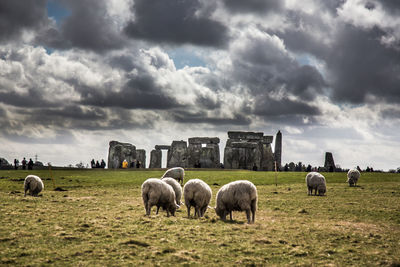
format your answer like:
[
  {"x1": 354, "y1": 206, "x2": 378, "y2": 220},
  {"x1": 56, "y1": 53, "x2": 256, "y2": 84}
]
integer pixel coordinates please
[
  {"x1": 161, "y1": 167, "x2": 184, "y2": 185},
  {"x1": 24, "y1": 175, "x2": 44, "y2": 197},
  {"x1": 161, "y1": 177, "x2": 182, "y2": 206},
  {"x1": 215, "y1": 180, "x2": 258, "y2": 224},
  {"x1": 183, "y1": 179, "x2": 212, "y2": 218},
  {"x1": 141, "y1": 178, "x2": 178, "y2": 217},
  {"x1": 305, "y1": 172, "x2": 327, "y2": 196},
  {"x1": 347, "y1": 169, "x2": 360, "y2": 187}
]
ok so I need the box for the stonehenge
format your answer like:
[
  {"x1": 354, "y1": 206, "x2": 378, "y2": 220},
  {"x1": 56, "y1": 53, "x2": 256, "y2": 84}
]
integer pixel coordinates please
[
  {"x1": 108, "y1": 130, "x2": 282, "y2": 170},
  {"x1": 324, "y1": 152, "x2": 336, "y2": 172}
]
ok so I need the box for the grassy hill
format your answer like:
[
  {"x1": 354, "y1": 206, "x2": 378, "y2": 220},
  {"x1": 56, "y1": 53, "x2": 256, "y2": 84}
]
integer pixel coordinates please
[{"x1": 1, "y1": 169, "x2": 399, "y2": 266}]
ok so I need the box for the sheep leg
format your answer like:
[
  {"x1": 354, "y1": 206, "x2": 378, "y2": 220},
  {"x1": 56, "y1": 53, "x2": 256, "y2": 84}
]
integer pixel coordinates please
[
  {"x1": 195, "y1": 207, "x2": 201, "y2": 218},
  {"x1": 251, "y1": 200, "x2": 256, "y2": 223},
  {"x1": 245, "y1": 209, "x2": 251, "y2": 224},
  {"x1": 229, "y1": 211, "x2": 233, "y2": 221},
  {"x1": 187, "y1": 205, "x2": 191, "y2": 217},
  {"x1": 146, "y1": 203, "x2": 151, "y2": 216},
  {"x1": 156, "y1": 206, "x2": 160, "y2": 215}
]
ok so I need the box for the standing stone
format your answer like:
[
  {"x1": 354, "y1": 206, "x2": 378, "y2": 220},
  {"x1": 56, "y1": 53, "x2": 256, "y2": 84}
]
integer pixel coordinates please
[
  {"x1": 274, "y1": 130, "x2": 282, "y2": 170},
  {"x1": 108, "y1": 141, "x2": 136, "y2": 169},
  {"x1": 136, "y1": 149, "x2": 146, "y2": 168},
  {"x1": 149, "y1": 149, "x2": 162, "y2": 168},
  {"x1": 167, "y1": 141, "x2": 188, "y2": 168},
  {"x1": 187, "y1": 137, "x2": 220, "y2": 168},
  {"x1": 324, "y1": 152, "x2": 336, "y2": 172}
]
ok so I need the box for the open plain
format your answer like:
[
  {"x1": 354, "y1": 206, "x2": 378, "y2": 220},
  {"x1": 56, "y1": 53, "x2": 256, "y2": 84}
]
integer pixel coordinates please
[{"x1": 0, "y1": 169, "x2": 399, "y2": 266}]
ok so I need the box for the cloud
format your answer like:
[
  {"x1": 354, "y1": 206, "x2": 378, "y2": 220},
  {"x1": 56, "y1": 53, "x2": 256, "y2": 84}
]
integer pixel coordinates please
[
  {"x1": 0, "y1": 0, "x2": 48, "y2": 42},
  {"x1": 222, "y1": 0, "x2": 283, "y2": 14},
  {"x1": 124, "y1": 0, "x2": 229, "y2": 47}
]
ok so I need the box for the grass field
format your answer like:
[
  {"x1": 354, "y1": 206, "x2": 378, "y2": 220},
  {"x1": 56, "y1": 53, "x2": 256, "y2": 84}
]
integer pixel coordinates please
[{"x1": 0, "y1": 169, "x2": 399, "y2": 266}]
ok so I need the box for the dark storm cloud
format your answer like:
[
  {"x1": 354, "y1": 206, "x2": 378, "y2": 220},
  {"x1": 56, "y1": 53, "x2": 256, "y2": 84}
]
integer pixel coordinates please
[
  {"x1": 171, "y1": 110, "x2": 251, "y2": 125},
  {"x1": 254, "y1": 97, "x2": 320, "y2": 117},
  {"x1": 0, "y1": 0, "x2": 48, "y2": 42},
  {"x1": 379, "y1": 0, "x2": 400, "y2": 15},
  {"x1": 195, "y1": 95, "x2": 221, "y2": 110},
  {"x1": 79, "y1": 75, "x2": 181, "y2": 110},
  {"x1": 325, "y1": 25, "x2": 400, "y2": 104},
  {"x1": 0, "y1": 89, "x2": 57, "y2": 108},
  {"x1": 124, "y1": 0, "x2": 229, "y2": 47},
  {"x1": 222, "y1": 0, "x2": 282, "y2": 14},
  {"x1": 38, "y1": 0, "x2": 124, "y2": 52}
]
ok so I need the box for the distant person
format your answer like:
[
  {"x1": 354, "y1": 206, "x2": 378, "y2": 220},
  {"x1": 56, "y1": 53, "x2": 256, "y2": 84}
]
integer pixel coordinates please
[
  {"x1": 28, "y1": 158, "x2": 34, "y2": 170},
  {"x1": 14, "y1": 159, "x2": 19, "y2": 170},
  {"x1": 91, "y1": 159, "x2": 95, "y2": 168},
  {"x1": 252, "y1": 164, "x2": 258, "y2": 171},
  {"x1": 100, "y1": 159, "x2": 106, "y2": 169},
  {"x1": 136, "y1": 161, "x2": 141, "y2": 168},
  {"x1": 22, "y1": 157, "x2": 27, "y2": 170},
  {"x1": 95, "y1": 160, "x2": 100, "y2": 168},
  {"x1": 122, "y1": 159, "x2": 128, "y2": 169},
  {"x1": 130, "y1": 160, "x2": 136, "y2": 168}
]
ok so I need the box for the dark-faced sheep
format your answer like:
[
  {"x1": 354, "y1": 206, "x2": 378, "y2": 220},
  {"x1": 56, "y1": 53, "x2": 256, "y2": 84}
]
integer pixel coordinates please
[
  {"x1": 24, "y1": 175, "x2": 44, "y2": 197},
  {"x1": 215, "y1": 180, "x2": 258, "y2": 224},
  {"x1": 161, "y1": 167, "x2": 184, "y2": 186},
  {"x1": 306, "y1": 172, "x2": 326, "y2": 196},
  {"x1": 161, "y1": 177, "x2": 182, "y2": 206},
  {"x1": 183, "y1": 179, "x2": 212, "y2": 218},
  {"x1": 141, "y1": 178, "x2": 178, "y2": 217},
  {"x1": 347, "y1": 169, "x2": 360, "y2": 187}
]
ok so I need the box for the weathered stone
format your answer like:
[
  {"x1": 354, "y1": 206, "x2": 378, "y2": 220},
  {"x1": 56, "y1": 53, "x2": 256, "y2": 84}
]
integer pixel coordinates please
[
  {"x1": 107, "y1": 141, "x2": 136, "y2": 169},
  {"x1": 324, "y1": 152, "x2": 335, "y2": 172},
  {"x1": 262, "y1": 136, "x2": 273, "y2": 144},
  {"x1": 261, "y1": 144, "x2": 274, "y2": 171},
  {"x1": 188, "y1": 137, "x2": 220, "y2": 144},
  {"x1": 167, "y1": 141, "x2": 188, "y2": 168},
  {"x1": 155, "y1": 145, "x2": 171, "y2": 150},
  {"x1": 149, "y1": 149, "x2": 162, "y2": 168},
  {"x1": 274, "y1": 130, "x2": 282, "y2": 169},
  {"x1": 228, "y1": 131, "x2": 264, "y2": 140},
  {"x1": 136, "y1": 149, "x2": 146, "y2": 168},
  {"x1": 231, "y1": 142, "x2": 259, "y2": 148},
  {"x1": 0, "y1": 158, "x2": 12, "y2": 170}
]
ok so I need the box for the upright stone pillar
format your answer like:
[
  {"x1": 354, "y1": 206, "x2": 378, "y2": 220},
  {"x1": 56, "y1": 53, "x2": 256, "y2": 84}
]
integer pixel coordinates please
[
  {"x1": 274, "y1": 130, "x2": 282, "y2": 170},
  {"x1": 324, "y1": 152, "x2": 335, "y2": 172},
  {"x1": 136, "y1": 149, "x2": 146, "y2": 168},
  {"x1": 149, "y1": 149, "x2": 162, "y2": 168},
  {"x1": 107, "y1": 141, "x2": 136, "y2": 169},
  {"x1": 167, "y1": 141, "x2": 188, "y2": 168}
]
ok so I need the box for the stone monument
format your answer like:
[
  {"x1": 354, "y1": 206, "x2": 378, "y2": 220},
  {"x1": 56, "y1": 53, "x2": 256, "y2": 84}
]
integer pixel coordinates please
[
  {"x1": 274, "y1": 130, "x2": 282, "y2": 170},
  {"x1": 108, "y1": 141, "x2": 136, "y2": 169},
  {"x1": 136, "y1": 149, "x2": 146, "y2": 168},
  {"x1": 187, "y1": 137, "x2": 220, "y2": 168},
  {"x1": 149, "y1": 145, "x2": 170, "y2": 168},
  {"x1": 167, "y1": 141, "x2": 188, "y2": 168},
  {"x1": 324, "y1": 152, "x2": 335, "y2": 172}
]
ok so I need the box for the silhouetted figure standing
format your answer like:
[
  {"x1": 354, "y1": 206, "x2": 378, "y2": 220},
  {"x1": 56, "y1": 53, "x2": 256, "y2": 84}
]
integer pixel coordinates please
[
  {"x1": 100, "y1": 159, "x2": 106, "y2": 169},
  {"x1": 95, "y1": 160, "x2": 100, "y2": 168},
  {"x1": 14, "y1": 159, "x2": 19, "y2": 170},
  {"x1": 136, "y1": 161, "x2": 141, "y2": 168},
  {"x1": 28, "y1": 158, "x2": 34, "y2": 170},
  {"x1": 91, "y1": 159, "x2": 95, "y2": 168},
  {"x1": 22, "y1": 158, "x2": 27, "y2": 170}
]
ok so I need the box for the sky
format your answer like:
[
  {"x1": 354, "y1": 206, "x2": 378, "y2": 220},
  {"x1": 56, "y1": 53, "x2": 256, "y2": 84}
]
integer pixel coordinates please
[{"x1": 0, "y1": 0, "x2": 399, "y2": 170}]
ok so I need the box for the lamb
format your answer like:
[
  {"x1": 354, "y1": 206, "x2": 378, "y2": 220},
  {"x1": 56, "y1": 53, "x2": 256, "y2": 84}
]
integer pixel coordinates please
[
  {"x1": 347, "y1": 169, "x2": 360, "y2": 187},
  {"x1": 215, "y1": 180, "x2": 258, "y2": 224},
  {"x1": 183, "y1": 179, "x2": 212, "y2": 218},
  {"x1": 161, "y1": 167, "x2": 184, "y2": 186},
  {"x1": 305, "y1": 172, "x2": 327, "y2": 196},
  {"x1": 161, "y1": 177, "x2": 182, "y2": 206},
  {"x1": 24, "y1": 175, "x2": 44, "y2": 197},
  {"x1": 141, "y1": 178, "x2": 178, "y2": 217}
]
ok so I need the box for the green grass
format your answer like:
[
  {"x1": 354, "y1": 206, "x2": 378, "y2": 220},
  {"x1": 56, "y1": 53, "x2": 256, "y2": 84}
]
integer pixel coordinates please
[{"x1": 1, "y1": 169, "x2": 399, "y2": 266}]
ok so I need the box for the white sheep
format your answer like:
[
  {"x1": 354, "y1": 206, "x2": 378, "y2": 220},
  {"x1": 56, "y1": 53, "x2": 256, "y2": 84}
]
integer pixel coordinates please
[
  {"x1": 183, "y1": 179, "x2": 212, "y2": 218},
  {"x1": 161, "y1": 177, "x2": 182, "y2": 206},
  {"x1": 215, "y1": 180, "x2": 258, "y2": 224},
  {"x1": 141, "y1": 178, "x2": 178, "y2": 217},
  {"x1": 347, "y1": 169, "x2": 360, "y2": 187},
  {"x1": 305, "y1": 172, "x2": 326, "y2": 196},
  {"x1": 24, "y1": 175, "x2": 44, "y2": 197},
  {"x1": 161, "y1": 167, "x2": 184, "y2": 186}
]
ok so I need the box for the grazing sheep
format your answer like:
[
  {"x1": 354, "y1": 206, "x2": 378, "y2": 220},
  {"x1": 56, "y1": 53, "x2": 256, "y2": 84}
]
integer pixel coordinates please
[
  {"x1": 183, "y1": 179, "x2": 212, "y2": 218},
  {"x1": 141, "y1": 178, "x2": 178, "y2": 217},
  {"x1": 305, "y1": 172, "x2": 326, "y2": 196},
  {"x1": 347, "y1": 169, "x2": 360, "y2": 187},
  {"x1": 215, "y1": 180, "x2": 258, "y2": 224},
  {"x1": 161, "y1": 177, "x2": 182, "y2": 206},
  {"x1": 24, "y1": 175, "x2": 44, "y2": 197},
  {"x1": 161, "y1": 167, "x2": 184, "y2": 185}
]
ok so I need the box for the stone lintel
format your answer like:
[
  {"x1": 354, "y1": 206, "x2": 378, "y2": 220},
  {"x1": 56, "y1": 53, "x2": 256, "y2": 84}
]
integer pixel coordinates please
[
  {"x1": 228, "y1": 131, "x2": 264, "y2": 140},
  {"x1": 155, "y1": 145, "x2": 171, "y2": 150},
  {"x1": 262, "y1": 136, "x2": 273, "y2": 143},
  {"x1": 188, "y1": 137, "x2": 220, "y2": 144}
]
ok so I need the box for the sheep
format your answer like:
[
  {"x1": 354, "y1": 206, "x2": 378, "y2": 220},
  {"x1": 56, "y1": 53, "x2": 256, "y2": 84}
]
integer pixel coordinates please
[
  {"x1": 161, "y1": 177, "x2": 182, "y2": 206},
  {"x1": 347, "y1": 169, "x2": 360, "y2": 187},
  {"x1": 305, "y1": 172, "x2": 326, "y2": 196},
  {"x1": 215, "y1": 180, "x2": 258, "y2": 224},
  {"x1": 183, "y1": 179, "x2": 212, "y2": 218},
  {"x1": 24, "y1": 175, "x2": 44, "y2": 197},
  {"x1": 141, "y1": 178, "x2": 178, "y2": 217},
  {"x1": 161, "y1": 167, "x2": 184, "y2": 186}
]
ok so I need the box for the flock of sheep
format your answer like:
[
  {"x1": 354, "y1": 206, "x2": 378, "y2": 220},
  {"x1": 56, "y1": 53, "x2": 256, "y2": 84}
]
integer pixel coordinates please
[{"x1": 22, "y1": 167, "x2": 361, "y2": 224}]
